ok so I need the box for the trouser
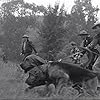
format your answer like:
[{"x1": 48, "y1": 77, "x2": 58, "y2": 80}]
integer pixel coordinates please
[
  {"x1": 93, "y1": 56, "x2": 100, "y2": 85},
  {"x1": 84, "y1": 48, "x2": 99, "y2": 70},
  {"x1": 93, "y1": 56, "x2": 100, "y2": 72},
  {"x1": 86, "y1": 53, "x2": 98, "y2": 70}
]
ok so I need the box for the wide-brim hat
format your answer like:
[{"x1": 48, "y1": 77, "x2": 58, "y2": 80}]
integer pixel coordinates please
[
  {"x1": 92, "y1": 23, "x2": 100, "y2": 29},
  {"x1": 22, "y1": 34, "x2": 29, "y2": 38},
  {"x1": 70, "y1": 41, "x2": 76, "y2": 46},
  {"x1": 78, "y1": 30, "x2": 89, "y2": 36}
]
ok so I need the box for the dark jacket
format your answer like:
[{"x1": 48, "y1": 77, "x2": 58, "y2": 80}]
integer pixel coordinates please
[
  {"x1": 85, "y1": 34, "x2": 100, "y2": 70},
  {"x1": 21, "y1": 40, "x2": 37, "y2": 55},
  {"x1": 82, "y1": 36, "x2": 93, "y2": 47},
  {"x1": 81, "y1": 36, "x2": 93, "y2": 55},
  {"x1": 88, "y1": 33, "x2": 100, "y2": 49}
]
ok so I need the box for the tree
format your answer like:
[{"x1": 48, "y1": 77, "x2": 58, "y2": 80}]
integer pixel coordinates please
[
  {"x1": 0, "y1": 0, "x2": 42, "y2": 62},
  {"x1": 56, "y1": 0, "x2": 99, "y2": 62},
  {"x1": 40, "y1": 4, "x2": 69, "y2": 61},
  {"x1": 71, "y1": 0, "x2": 99, "y2": 34}
]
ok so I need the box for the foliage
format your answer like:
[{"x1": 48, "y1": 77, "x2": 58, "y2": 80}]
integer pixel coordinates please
[
  {"x1": 40, "y1": 4, "x2": 69, "y2": 61},
  {"x1": 0, "y1": 0, "x2": 42, "y2": 62},
  {"x1": 56, "y1": 0, "x2": 99, "y2": 61},
  {"x1": 0, "y1": 0, "x2": 99, "y2": 62},
  {"x1": 71, "y1": 0, "x2": 99, "y2": 34}
]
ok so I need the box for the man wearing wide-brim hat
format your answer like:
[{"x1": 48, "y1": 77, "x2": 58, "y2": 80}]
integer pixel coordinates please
[
  {"x1": 78, "y1": 30, "x2": 95, "y2": 70},
  {"x1": 21, "y1": 34, "x2": 38, "y2": 60},
  {"x1": 78, "y1": 30, "x2": 92, "y2": 47}
]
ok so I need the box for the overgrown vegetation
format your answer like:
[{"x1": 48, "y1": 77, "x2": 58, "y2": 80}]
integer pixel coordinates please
[{"x1": 0, "y1": 0, "x2": 99, "y2": 62}]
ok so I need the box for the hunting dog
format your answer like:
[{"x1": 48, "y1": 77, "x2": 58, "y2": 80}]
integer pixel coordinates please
[{"x1": 20, "y1": 54, "x2": 100, "y2": 96}]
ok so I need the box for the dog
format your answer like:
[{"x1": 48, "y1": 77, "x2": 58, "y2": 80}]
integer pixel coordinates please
[
  {"x1": 24, "y1": 62, "x2": 69, "y2": 95},
  {"x1": 20, "y1": 54, "x2": 99, "y2": 96},
  {"x1": 49, "y1": 61, "x2": 99, "y2": 96}
]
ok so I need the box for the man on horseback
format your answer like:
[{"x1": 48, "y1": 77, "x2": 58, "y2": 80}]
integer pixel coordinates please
[{"x1": 21, "y1": 34, "x2": 38, "y2": 60}]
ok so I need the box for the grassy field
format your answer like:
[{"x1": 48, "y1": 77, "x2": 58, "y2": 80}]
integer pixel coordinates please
[{"x1": 0, "y1": 60, "x2": 100, "y2": 99}]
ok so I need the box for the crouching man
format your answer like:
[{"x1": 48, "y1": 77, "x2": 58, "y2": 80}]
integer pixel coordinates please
[
  {"x1": 20, "y1": 54, "x2": 48, "y2": 90},
  {"x1": 20, "y1": 55, "x2": 69, "y2": 95},
  {"x1": 20, "y1": 54, "x2": 46, "y2": 73}
]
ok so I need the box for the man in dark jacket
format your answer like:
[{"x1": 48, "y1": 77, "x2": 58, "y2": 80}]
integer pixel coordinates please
[
  {"x1": 21, "y1": 34, "x2": 38, "y2": 60},
  {"x1": 78, "y1": 30, "x2": 92, "y2": 47},
  {"x1": 78, "y1": 30, "x2": 99, "y2": 70},
  {"x1": 88, "y1": 23, "x2": 100, "y2": 72}
]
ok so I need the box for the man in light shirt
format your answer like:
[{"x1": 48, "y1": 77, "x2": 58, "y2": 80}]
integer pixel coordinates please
[{"x1": 21, "y1": 34, "x2": 37, "y2": 60}]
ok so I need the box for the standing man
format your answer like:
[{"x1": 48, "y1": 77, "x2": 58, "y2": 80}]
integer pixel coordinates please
[
  {"x1": 78, "y1": 30, "x2": 99, "y2": 70},
  {"x1": 21, "y1": 34, "x2": 38, "y2": 60},
  {"x1": 87, "y1": 23, "x2": 100, "y2": 72},
  {"x1": 78, "y1": 30, "x2": 92, "y2": 47}
]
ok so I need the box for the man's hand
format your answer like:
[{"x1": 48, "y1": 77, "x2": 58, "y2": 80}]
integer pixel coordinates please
[
  {"x1": 20, "y1": 53, "x2": 23, "y2": 55},
  {"x1": 36, "y1": 53, "x2": 38, "y2": 55}
]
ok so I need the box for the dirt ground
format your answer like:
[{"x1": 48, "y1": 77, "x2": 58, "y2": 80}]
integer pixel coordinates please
[{"x1": 0, "y1": 61, "x2": 100, "y2": 100}]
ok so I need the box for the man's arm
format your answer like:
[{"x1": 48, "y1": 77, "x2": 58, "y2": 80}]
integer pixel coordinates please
[
  {"x1": 80, "y1": 40, "x2": 85, "y2": 47},
  {"x1": 87, "y1": 38, "x2": 98, "y2": 50},
  {"x1": 20, "y1": 42, "x2": 24, "y2": 55}
]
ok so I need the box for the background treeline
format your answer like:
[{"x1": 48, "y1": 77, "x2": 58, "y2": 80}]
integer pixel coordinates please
[{"x1": 0, "y1": 0, "x2": 99, "y2": 62}]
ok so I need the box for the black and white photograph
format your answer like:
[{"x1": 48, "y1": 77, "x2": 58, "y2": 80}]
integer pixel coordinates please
[{"x1": 0, "y1": 0, "x2": 100, "y2": 99}]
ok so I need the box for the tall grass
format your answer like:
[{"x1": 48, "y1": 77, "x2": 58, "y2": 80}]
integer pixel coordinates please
[{"x1": 0, "y1": 61, "x2": 100, "y2": 99}]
